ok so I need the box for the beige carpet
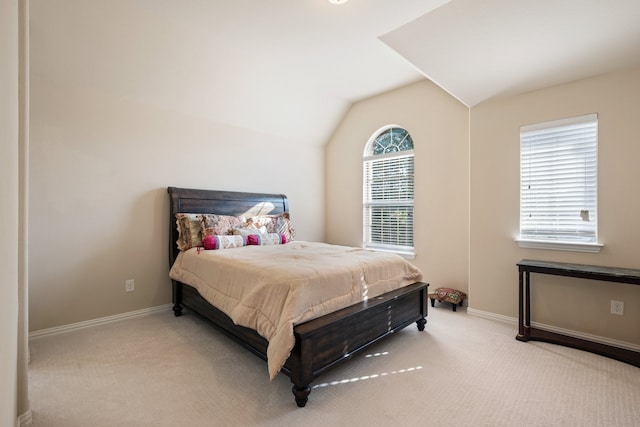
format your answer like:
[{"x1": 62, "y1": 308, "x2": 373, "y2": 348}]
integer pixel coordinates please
[{"x1": 28, "y1": 304, "x2": 640, "y2": 427}]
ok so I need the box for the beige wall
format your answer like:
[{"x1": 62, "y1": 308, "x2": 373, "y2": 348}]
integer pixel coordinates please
[
  {"x1": 27, "y1": 0, "x2": 639, "y2": 352},
  {"x1": 325, "y1": 80, "x2": 470, "y2": 294},
  {"x1": 327, "y1": 68, "x2": 640, "y2": 347},
  {"x1": 28, "y1": 29, "x2": 325, "y2": 332},
  {"x1": 470, "y1": 66, "x2": 640, "y2": 344}
]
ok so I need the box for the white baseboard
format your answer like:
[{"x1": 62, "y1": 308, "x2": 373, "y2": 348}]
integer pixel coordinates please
[
  {"x1": 17, "y1": 409, "x2": 32, "y2": 427},
  {"x1": 29, "y1": 304, "x2": 172, "y2": 340},
  {"x1": 467, "y1": 307, "x2": 640, "y2": 353},
  {"x1": 467, "y1": 307, "x2": 516, "y2": 325}
]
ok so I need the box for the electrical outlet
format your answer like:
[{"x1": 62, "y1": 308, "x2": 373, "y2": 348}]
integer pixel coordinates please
[
  {"x1": 610, "y1": 300, "x2": 624, "y2": 316},
  {"x1": 125, "y1": 279, "x2": 135, "y2": 292}
]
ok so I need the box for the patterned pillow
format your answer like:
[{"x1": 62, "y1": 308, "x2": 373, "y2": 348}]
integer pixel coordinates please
[
  {"x1": 175, "y1": 213, "x2": 203, "y2": 250},
  {"x1": 233, "y1": 227, "x2": 281, "y2": 245},
  {"x1": 198, "y1": 214, "x2": 245, "y2": 237},
  {"x1": 202, "y1": 234, "x2": 246, "y2": 250},
  {"x1": 233, "y1": 227, "x2": 267, "y2": 238},
  {"x1": 262, "y1": 233, "x2": 287, "y2": 245},
  {"x1": 245, "y1": 212, "x2": 295, "y2": 242}
]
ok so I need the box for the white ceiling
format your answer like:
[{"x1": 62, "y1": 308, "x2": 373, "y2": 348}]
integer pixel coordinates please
[
  {"x1": 33, "y1": 0, "x2": 640, "y2": 146},
  {"x1": 381, "y1": 0, "x2": 640, "y2": 107}
]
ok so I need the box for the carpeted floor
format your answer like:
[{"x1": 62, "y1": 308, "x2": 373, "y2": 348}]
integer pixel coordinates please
[{"x1": 28, "y1": 304, "x2": 640, "y2": 426}]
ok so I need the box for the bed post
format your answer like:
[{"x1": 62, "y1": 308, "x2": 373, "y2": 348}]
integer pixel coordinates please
[
  {"x1": 416, "y1": 283, "x2": 428, "y2": 331},
  {"x1": 172, "y1": 279, "x2": 183, "y2": 317},
  {"x1": 292, "y1": 385, "x2": 311, "y2": 408},
  {"x1": 288, "y1": 334, "x2": 313, "y2": 407}
]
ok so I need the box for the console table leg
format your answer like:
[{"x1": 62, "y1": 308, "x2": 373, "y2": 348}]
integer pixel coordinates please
[
  {"x1": 524, "y1": 271, "x2": 530, "y2": 336},
  {"x1": 518, "y1": 270, "x2": 524, "y2": 338}
]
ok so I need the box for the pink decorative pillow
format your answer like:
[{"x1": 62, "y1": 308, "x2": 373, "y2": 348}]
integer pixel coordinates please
[
  {"x1": 245, "y1": 232, "x2": 287, "y2": 246},
  {"x1": 246, "y1": 235, "x2": 261, "y2": 246},
  {"x1": 202, "y1": 235, "x2": 246, "y2": 250},
  {"x1": 202, "y1": 235, "x2": 217, "y2": 250}
]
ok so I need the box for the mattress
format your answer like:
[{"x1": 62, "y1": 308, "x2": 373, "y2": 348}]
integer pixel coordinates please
[{"x1": 169, "y1": 241, "x2": 423, "y2": 379}]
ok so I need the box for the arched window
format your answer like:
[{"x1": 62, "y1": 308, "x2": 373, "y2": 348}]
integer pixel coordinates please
[{"x1": 363, "y1": 126, "x2": 414, "y2": 255}]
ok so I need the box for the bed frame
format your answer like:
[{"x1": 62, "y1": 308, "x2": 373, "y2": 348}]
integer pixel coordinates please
[{"x1": 167, "y1": 186, "x2": 429, "y2": 407}]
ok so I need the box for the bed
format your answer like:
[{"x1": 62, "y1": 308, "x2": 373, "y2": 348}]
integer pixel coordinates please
[{"x1": 167, "y1": 186, "x2": 429, "y2": 407}]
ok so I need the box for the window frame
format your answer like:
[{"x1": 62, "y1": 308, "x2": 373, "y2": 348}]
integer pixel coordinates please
[
  {"x1": 516, "y1": 113, "x2": 602, "y2": 253},
  {"x1": 362, "y1": 126, "x2": 415, "y2": 257}
]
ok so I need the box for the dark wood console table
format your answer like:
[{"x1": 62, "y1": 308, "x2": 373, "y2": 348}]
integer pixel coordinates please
[{"x1": 517, "y1": 259, "x2": 640, "y2": 367}]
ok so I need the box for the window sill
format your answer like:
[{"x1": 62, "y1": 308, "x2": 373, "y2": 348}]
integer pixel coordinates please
[
  {"x1": 363, "y1": 246, "x2": 415, "y2": 259},
  {"x1": 516, "y1": 238, "x2": 603, "y2": 253}
]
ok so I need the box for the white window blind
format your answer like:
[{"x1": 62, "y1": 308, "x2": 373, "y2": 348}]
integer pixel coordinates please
[
  {"x1": 363, "y1": 151, "x2": 414, "y2": 252},
  {"x1": 519, "y1": 113, "x2": 598, "y2": 244}
]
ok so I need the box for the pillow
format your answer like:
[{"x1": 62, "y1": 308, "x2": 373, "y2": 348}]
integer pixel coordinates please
[
  {"x1": 246, "y1": 235, "x2": 261, "y2": 246},
  {"x1": 198, "y1": 214, "x2": 246, "y2": 237},
  {"x1": 202, "y1": 234, "x2": 247, "y2": 250},
  {"x1": 175, "y1": 213, "x2": 203, "y2": 250},
  {"x1": 245, "y1": 212, "x2": 295, "y2": 242},
  {"x1": 262, "y1": 233, "x2": 287, "y2": 245},
  {"x1": 233, "y1": 227, "x2": 267, "y2": 246},
  {"x1": 233, "y1": 227, "x2": 268, "y2": 238},
  {"x1": 233, "y1": 227, "x2": 286, "y2": 244}
]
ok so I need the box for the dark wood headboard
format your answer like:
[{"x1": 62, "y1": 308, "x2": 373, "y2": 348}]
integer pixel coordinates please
[{"x1": 167, "y1": 187, "x2": 289, "y2": 266}]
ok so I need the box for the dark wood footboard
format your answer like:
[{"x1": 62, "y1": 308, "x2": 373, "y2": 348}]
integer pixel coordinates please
[
  {"x1": 287, "y1": 281, "x2": 428, "y2": 406},
  {"x1": 173, "y1": 279, "x2": 428, "y2": 407}
]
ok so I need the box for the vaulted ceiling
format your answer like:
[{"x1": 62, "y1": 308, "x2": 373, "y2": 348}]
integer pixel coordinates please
[
  {"x1": 32, "y1": 0, "x2": 640, "y2": 146},
  {"x1": 381, "y1": 0, "x2": 640, "y2": 107}
]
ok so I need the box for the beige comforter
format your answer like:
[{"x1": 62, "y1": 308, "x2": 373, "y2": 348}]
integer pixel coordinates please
[{"x1": 169, "y1": 241, "x2": 423, "y2": 380}]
